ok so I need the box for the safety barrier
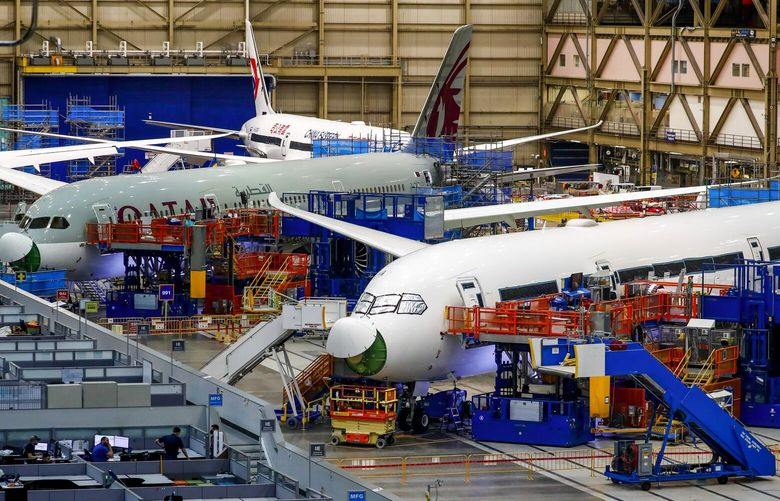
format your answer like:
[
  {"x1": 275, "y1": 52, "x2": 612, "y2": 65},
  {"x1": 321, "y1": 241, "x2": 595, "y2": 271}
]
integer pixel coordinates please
[
  {"x1": 446, "y1": 293, "x2": 698, "y2": 340},
  {"x1": 97, "y1": 313, "x2": 273, "y2": 342},
  {"x1": 330, "y1": 445, "x2": 780, "y2": 484},
  {"x1": 85, "y1": 209, "x2": 279, "y2": 248}
]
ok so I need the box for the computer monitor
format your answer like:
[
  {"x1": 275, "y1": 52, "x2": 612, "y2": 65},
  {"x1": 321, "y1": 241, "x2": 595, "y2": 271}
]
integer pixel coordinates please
[
  {"x1": 94, "y1": 435, "x2": 115, "y2": 447},
  {"x1": 113, "y1": 436, "x2": 129, "y2": 449},
  {"x1": 34, "y1": 442, "x2": 48, "y2": 452}
]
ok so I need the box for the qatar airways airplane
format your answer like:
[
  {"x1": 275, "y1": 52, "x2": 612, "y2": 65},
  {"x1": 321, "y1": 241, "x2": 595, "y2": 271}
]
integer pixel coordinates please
[
  {"x1": 268, "y1": 185, "x2": 772, "y2": 385},
  {"x1": 145, "y1": 20, "x2": 412, "y2": 160}
]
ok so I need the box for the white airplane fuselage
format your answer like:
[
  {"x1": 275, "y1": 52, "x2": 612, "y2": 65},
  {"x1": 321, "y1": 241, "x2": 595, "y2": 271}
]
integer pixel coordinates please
[
  {"x1": 239, "y1": 114, "x2": 411, "y2": 161},
  {"x1": 334, "y1": 201, "x2": 780, "y2": 383},
  {"x1": 14, "y1": 152, "x2": 438, "y2": 280}
]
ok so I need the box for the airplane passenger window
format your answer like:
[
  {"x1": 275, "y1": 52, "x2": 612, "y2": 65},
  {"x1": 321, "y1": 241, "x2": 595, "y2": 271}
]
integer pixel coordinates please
[
  {"x1": 28, "y1": 217, "x2": 51, "y2": 229},
  {"x1": 397, "y1": 293, "x2": 427, "y2": 315},
  {"x1": 50, "y1": 217, "x2": 70, "y2": 229},
  {"x1": 369, "y1": 294, "x2": 402, "y2": 314},
  {"x1": 353, "y1": 293, "x2": 375, "y2": 315}
]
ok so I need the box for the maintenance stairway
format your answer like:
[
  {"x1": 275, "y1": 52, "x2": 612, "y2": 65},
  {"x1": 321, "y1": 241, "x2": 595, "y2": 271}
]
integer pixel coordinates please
[
  {"x1": 533, "y1": 340, "x2": 776, "y2": 485},
  {"x1": 201, "y1": 298, "x2": 346, "y2": 385}
]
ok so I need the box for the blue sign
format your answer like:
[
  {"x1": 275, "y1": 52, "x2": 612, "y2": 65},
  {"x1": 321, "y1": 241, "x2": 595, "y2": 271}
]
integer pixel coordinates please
[
  {"x1": 348, "y1": 491, "x2": 366, "y2": 501},
  {"x1": 665, "y1": 130, "x2": 676, "y2": 142},
  {"x1": 209, "y1": 393, "x2": 223, "y2": 407},
  {"x1": 159, "y1": 284, "x2": 175, "y2": 302}
]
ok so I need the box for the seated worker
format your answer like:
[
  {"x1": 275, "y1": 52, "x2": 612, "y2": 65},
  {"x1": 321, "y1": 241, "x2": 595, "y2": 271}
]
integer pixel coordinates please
[
  {"x1": 92, "y1": 436, "x2": 114, "y2": 462},
  {"x1": 23, "y1": 435, "x2": 40, "y2": 460},
  {"x1": 154, "y1": 427, "x2": 189, "y2": 460}
]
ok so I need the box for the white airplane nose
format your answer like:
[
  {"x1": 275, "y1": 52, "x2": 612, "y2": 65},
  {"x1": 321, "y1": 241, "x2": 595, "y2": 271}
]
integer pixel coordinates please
[
  {"x1": 0, "y1": 232, "x2": 35, "y2": 263},
  {"x1": 326, "y1": 316, "x2": 378, "y2": 358}
]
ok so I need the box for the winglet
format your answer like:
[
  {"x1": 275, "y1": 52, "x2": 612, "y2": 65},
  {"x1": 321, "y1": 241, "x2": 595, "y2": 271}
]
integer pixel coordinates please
[
  {"x1": 268, "y1": 193, "x2": 429, "y2": 257},
  {"x1": 411, "y1": 25, "x2": 472, "y2": 139},
  {"x1": 246, "y1": 20, "x2": 274, "y2": 116}
]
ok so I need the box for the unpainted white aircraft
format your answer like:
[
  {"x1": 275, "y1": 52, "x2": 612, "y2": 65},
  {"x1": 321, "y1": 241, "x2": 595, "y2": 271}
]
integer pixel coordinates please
[{"x1": 268, "y1": 184, "x2": 761, "y2": 384}]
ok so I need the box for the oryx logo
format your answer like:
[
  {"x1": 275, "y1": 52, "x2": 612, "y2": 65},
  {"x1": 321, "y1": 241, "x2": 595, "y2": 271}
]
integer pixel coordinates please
[{"x1": 426, "y1": 43, "x2": 469, "y2": 138}]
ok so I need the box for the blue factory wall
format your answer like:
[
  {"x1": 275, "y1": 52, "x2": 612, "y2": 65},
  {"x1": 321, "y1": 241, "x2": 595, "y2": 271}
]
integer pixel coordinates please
[{"x1": 23, "y1": 75, "x2": 255, "y2": 181}]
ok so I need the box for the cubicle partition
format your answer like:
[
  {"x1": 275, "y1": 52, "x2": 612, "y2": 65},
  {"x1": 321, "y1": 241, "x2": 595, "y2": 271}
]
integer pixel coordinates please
[{"x1": 0, "y1": 339, "x2": 95, "y2": 352}]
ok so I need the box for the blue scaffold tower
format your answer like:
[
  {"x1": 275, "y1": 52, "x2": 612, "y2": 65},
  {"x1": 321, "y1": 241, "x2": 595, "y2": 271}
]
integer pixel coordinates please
[{"x1": 66, "y1": 95, "x2": 125, "y2": 181}]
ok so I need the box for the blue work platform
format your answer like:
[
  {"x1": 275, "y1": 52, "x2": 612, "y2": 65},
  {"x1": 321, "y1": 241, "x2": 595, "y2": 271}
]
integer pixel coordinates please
[{"x1": 542, "y1": 340, "x2": 777, "y2": 488}]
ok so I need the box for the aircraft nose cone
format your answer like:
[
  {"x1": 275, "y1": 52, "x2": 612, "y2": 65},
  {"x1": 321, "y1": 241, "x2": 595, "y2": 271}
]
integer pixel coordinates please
[
  {"x1": 326, "y1": 316, "x2": 378, "y2": 358},
  {"x1": 0, "y1": 232, "x2": 34, "y2": 263}
]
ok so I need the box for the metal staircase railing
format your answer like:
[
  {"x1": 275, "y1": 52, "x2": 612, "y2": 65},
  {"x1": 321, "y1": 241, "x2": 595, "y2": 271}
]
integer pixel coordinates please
[{"x1": 242, "y1": 257, "x2": 291, "y2": 312}]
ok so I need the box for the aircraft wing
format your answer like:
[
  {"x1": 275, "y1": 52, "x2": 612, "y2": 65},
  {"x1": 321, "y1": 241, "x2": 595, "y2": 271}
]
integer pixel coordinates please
[
  {"x1": 443, "y1": 185, "x2": 709, "y2": 229},
  {"x1": 0, "y1": 168, "x2": 66, "y2": 196},
  {"x1": 496, "y1": 164, "x2": 600, "y2": 183},
  {"x1": 144, "y1": 120, "x2": 242, "y2": 139},
  {"x1": 268, "y1": 193, "x2": 429, "y2": 258},
  {"x1": 459, "y1": 121, "x2": 603, "y2": 154},
  {"x1": 135, "y1": 145, "x2": 276, "y2": 165},
  {"x1": 0, "y1": 128, "x2": 233, "y2": 170}
]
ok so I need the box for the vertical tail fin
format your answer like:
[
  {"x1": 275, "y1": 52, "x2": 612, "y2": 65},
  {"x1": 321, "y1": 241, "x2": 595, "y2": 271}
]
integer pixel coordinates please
[
  {"x1": 246, "y1": 20, "x2": 275, "y2": 116},
  {"x1": 411, "y1": 25, "x2": 472, "y2": 139}
]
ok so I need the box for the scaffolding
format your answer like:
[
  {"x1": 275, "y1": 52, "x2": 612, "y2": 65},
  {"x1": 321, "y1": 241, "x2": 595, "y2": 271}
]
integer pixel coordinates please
[
  {"x1": 0, "y1": 102, "x2": 59, "y2": 203},
  {"x1": 65, "y1": 95, "x2": 125, "y2": 180}
]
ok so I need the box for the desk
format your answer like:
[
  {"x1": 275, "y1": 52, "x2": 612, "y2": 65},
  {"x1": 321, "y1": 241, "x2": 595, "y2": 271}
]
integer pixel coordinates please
[
  {"x1": 120, "y1": 448, "x2": 202, "y2": 461},
  {"x1": 120, "y1": 473, "x2": 174, "y2": 487},
  {"x1": 0, "y1": 482, "x2": 25, "y2": 501},
  {"x1": 19, "y1": 475, "x2": 101, "y2": 487}
]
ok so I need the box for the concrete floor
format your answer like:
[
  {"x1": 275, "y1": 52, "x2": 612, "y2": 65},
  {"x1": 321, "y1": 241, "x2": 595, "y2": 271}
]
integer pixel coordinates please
[{"x1": 137, "y1": 332, "x2": 780, "y2": 500}]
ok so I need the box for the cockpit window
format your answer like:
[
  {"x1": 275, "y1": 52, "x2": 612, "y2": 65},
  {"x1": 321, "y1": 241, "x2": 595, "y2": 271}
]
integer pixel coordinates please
[
  {"x1": 50, "y1": 217, "x2": 70, "y2": 229},
  {"x1": 353, "y1": 293, "x2": 375, "y2": 315},
  {"x1": 28, "y1": 217, "x2": 50, "y2": 229},
  {"x1": 397, "y1": 293, "x2": 428, "y2": 315},
  {"x1": 13, "y1": 213, "x2": 23, "y2": 223},
  {"x1": 368, "y1": 294, "x2": 402, "y2": 315},
  {"x1": 18, "y1": 216, "x2": 31, "y2": 229}
]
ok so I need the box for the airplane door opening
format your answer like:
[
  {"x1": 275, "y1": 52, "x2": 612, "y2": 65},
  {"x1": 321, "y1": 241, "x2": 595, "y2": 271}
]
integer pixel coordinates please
[
  {"x1": 203, "y1": 193, "x2": 220, "y2": 216},
  {"x1": 456, "y1": 277, "x2": 484, "y2": 307},
  {"x1": 281, "y1": 133, "x2": 290, "y2": 158},
  {"x1": 92, "y1": 203, "x2": 117, "y2": 241},
  {"x1": 747, "y1": 237, "x2": 765, "y2": 261}
]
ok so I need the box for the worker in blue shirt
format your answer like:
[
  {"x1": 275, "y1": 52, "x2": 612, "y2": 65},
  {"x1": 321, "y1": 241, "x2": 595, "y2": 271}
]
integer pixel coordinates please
[
  {"x1": 92, "y1": 436, "x2": 114, "y2": 462},
  {"x1": 154, "y1": 426, "x2": 189, "y2": 460}
]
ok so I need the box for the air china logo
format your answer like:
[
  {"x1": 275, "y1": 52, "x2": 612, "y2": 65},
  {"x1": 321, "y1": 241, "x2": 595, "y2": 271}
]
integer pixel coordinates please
[
  {"x1": 304, "y1": 129, "x2": 339, "y2": 140},
  {"x1": 250, "y1": 58, "x2": 261, "y2": 100},
  {"x1": 426, "y1": 43, "x2": 469, "y2": 138}
]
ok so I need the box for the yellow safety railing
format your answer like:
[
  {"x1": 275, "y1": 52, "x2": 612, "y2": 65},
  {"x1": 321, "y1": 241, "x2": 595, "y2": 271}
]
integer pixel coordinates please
[{"x1": 97, "y1": 313, "x2": 273, "y2": 342}]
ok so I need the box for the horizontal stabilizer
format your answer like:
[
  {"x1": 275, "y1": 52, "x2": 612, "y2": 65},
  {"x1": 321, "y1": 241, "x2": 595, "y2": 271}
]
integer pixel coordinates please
[
  {"x1": 458, "y1": 121, "x2": 603, "y2": 154},
  {"x1": 144, "y1": 120, "x2": 242, "y2": 139}
]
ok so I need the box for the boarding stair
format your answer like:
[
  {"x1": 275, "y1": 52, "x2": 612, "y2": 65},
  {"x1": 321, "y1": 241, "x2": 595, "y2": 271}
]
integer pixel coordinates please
[
  {"x1": 539, "y1": 340, "x2": 776, "y2": 483},
  {"x1": 201, "y1": 315, "x2": 294, "y2": 385},
  {"x1": 278, "y1": 354, "x2": 333, "y2": 429},
  {"x1": 201, "y1": 298, "x2": 347, "y2": 385},
  {"x1": 140, "y1": 152, "x2": 181, "y2": 173}
]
